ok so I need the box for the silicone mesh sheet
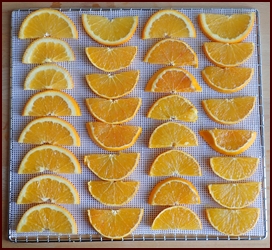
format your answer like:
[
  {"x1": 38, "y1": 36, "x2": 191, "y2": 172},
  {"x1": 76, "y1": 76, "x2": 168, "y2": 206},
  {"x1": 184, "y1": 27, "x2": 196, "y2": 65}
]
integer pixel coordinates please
[{"x1": 9, "y1": 8, "x2": 267, "y2": 241}]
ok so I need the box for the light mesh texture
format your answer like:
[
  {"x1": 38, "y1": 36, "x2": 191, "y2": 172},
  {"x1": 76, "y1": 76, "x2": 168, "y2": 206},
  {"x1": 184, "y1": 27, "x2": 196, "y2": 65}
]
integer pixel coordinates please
[{"x1": 9, "y1": 8, "x2": 266, "y2": 241}]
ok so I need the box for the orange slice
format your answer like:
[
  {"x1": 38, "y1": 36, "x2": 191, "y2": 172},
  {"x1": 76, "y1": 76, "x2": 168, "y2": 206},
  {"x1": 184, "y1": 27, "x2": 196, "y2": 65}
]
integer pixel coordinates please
[
  {"x1": 18, "y1": 145, "x2": 81, "y2": 174},
  {"x1": 203, "y1": 42, "x2": 254, "y2": 67},
  {"x1": 86, "y1": 122, "x2": 141, "y2": 151},
  {"x1": 206, "y1": 208, "x2": 260, "y2": 236},
  {"x1": 201, "y1": 66, "x2": 254, "y2": 94},
  {"x1": 149, "y1": 122, "x2": 198, "y2": 148},
  {"x1": 16, "y1": 204, "x2": 77, "y2": 233},
  {"x1": 144, "y1": 39, "x2": 198, "y2": 67},
  {"x1": 85, "y1": 46, "x2": 137, "y2": 72},
  {"x1": 149, "y1": 150, "x2": 201, "y2": 177},
  {"x1": 202, "y1": 96, "x2": 256, "y2": 125},
  {"x1": 19, "y1": 8, "x2": 78, "y2": 39},
  {"x1": 17, "y1": 174, "x2": 80, "y2": 204},
  {"x1": 86, "y1": 70, "x2": 139, "y2": 99},
  {"x1": 147, "y1": 95, "x2": 198, "y2": 122},
  {"x1": 24, "y1": 64, "x2": 74, "y2": 90},
  {"x1": 198, "y1": 13, "x2": 255, "y2": 43},
  {"x1": 22, "y1": 90, "x2": 81, "y2": 116},
  {"x1": 87, "y1": 180, "x2": 139, "y2": 206},
  {"x1": 210, "y1": 157, "x2": 259, "y2": 181},
  {"x1": 151, "y1": 206, "x2": 202, "y2": 230},
  {"x1": 84, "y1": 153, "x2": 140, "y2": 181},
  {"x1": 208, "y1": 182, "x2": 261, "y2": 209},
  {"x1": 86, "y1": 97, "x2": 141, "y2": 124},
  {"x1": 199, "y1": 128, "x2": 256, "y2": 155},
  {"x1": 88, "y1": 208, "x2": 144, "y2": 239},
  {"x1": 22, "y1": 37, "x2": 75, "y2": 64},
  {"x1": 145, "y1": 66, "x2": 202, "y2": 93},
  {"x1": 149, "y1": 177, "x2": 200, "y2": 205},
  {"x1": 18, "y1": 117, "x2": 80, "y2": 146},
  {"x1": 142, "y1": 9, "x2": 196, "y2": 39},
  {"x1": 82, "y1": 14, "x2": 138, "y2": 46}
]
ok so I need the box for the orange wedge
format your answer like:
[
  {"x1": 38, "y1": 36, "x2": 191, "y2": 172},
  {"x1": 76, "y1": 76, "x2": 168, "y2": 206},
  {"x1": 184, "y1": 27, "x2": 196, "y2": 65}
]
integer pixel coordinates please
[
  {"x1": 210, "y1": 157, "x2": 259, "y2": 181},
  {"x1": 24, "y1": 64, "x2": 74, "y2": 90},
  {"x1": 88, "y1": 208, "x2": 144, "y2": 239},
  {"x1": 85, "y1": 46, "x2": 137, "y2": 72},
  {"x1": 88, "y1": 180, "x2": 139, "y2": 206},
  {"x1": 84, "y1": 153, "x2": 140, "y2": 181},
  {"x1": 18, "y1": 145, "x2": 81, "y2": 174},
  {"x1": 17, "y1": 204, "x2": 77, "y2": 233},
  {"x1": 202, "y1": 96, "x2": 256, "y2": 125},
  {"x1": 147, "y1": 95, "x2": 198, "y2": 122},
  {"x1": 144, "y1": 39, "x2": 198, "y2": 67},
  {"x1": 149, "y1": 177, "x2": 200, "y2": 205},
  {"x1": 151, "y1": 206, "x2": 202, "y2": 230},
  {"x1": 82, "y1": 14, "x2": 138, "y2": 46},
  {"x1": 18, "y1": 117, "x2": 80, "y2": 146},
  {"x1": 19, "y1": 8, "x2": 78, "y2": 39},
  {"x1": 149, "y1": 150, "x2": 201, "y2": 177},
  {"x1": 86, "y1": 97, "x2": 141, "y2": 124},
  {"x1": 203, "y1": 42, "x2": 254, "y2": 67},
  {"x1": 199, "y1": 128, "x2": 256, "y2": 155},
  {"x1": 22, "y1": 90, "x2": 81, "y2": 116},
  {"x1": 149, "y1": 122, "x2": 198, "y2": 148},
  {"x1": 145, "y1": 66, "x2": 202, "y2": 93},
  {"x1": 142, "y1": 9, "x2": 196, "y2": 39},
  {"x1": 206, "y1": 208, "x2": 260, "y2": 236},
  {"x1": 86, "y1": 70, "x2": 139, "y2": 99},
  {"x1": 86, "y1": 122, "x2": 141, "y2": 151},
  {"x1": 201, "y1": 66, "x2": 254, "y2": 94},
  {"x1": 17, "y1": 174, "x2": 80, "y2": 204},
  {"x1": 208, "y1": 182, "x2": 261, "y2": 209},
  {"x1": 22, "y1": 37, "x2": 75, "y2": 64},
  {"x1": 198, "y1": 13, "x2": 255, "y2": 43}
]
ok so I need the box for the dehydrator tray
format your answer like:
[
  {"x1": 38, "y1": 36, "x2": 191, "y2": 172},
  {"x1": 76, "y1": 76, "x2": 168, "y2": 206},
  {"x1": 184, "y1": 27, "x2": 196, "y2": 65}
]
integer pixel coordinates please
[{"x1": 8, "y1": 7, "x2": 267, "y2": 242}]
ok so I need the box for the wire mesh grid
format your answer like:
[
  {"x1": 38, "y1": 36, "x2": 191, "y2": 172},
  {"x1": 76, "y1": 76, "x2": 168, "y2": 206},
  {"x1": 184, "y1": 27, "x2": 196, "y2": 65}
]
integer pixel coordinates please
[{"x1": 8, "y1": 7, "x2": 267, "y2": 242}]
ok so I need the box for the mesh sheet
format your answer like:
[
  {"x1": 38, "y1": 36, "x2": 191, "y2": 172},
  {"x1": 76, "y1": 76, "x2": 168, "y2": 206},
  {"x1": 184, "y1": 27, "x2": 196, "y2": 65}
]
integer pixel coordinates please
[{"x1": 9, "y1": 8, "x2": 267, "y2": 241}]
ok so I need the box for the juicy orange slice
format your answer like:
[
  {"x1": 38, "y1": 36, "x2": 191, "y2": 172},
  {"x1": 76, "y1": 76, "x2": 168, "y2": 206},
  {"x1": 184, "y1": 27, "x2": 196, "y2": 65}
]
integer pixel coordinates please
[
  {"x1": 22, "y1": 90, "x2": 81, "y2": 116},
  {"x1": 199, "y1": 128, "x2": 256, "y2": 155},
  {"x1": 88, "y1": 180, "x2": 139, "y2": 206},
  {"x1": 88, "y1": 208, "x2": 144, "y2": 239},
  {"x1": 149, "y1": 122, "x2": 198, "y2": 148},
  {"x1": 144, "y1": 39, "x2": 198, "y2": 67},
  {"x1": 84, "y1": 153, "x2": 140, "y2": 181},
  {"x1": 17, "y1": 174, "x2": 80, "y2": 204},
  {"x1": 18, "y1": 145, "x2": 81, "y2": 174},
  {"x1": 151, "y1": 206, "x2": 202, "y2": 230},
  {"x1": 19, "y1": 8, "x2": 78, "y2": 39},
  {"x1": 147, "y1": 95, "x2": 198, "y2": 122},
  {"x1": 86, "y1": 70, "x2": 139, "y2": 99},
  {"x1": 85, "y1": 46, "x2": 137, "y2": 72},
  {"x1": 201, "y1": 66, "x2": 254, "y2": 94},
  {"x1": 198, "y1": 13, "x2": 255, "y2": 43},
  {"x1": 145, "y1": 66, "x2": 202, "y2": 93},
  {"x1": 202, "y1": 96, "x2": 256, "y2": 125},
  {"x1": 22, "y1": 37, "x2": 75, "y2": 64},
  {"x1": 82, "y1": 14, "x2": 138, "y2": 46},
  {"x1": 203, "y1": 42, "x2": 254, "y2": 67},
  {"x1": 208, "y1": 182, "x2": 261, "y2": 209},
  {"x1": 86, "y1": 97, "x2": 141, "y2": 124},
  {"x1": 17, "y1": 204, "x2": 77, "y2": 233},
  {"x1": 86, "y1": 122, "x2": 141, "y2": 151},
  {"x1": 210, "y1": 157, "x2": 259, "y2": 181},
  {"x1": 149, "y1": 177, "x2": 200, "y2": 205},
  {"x1": 149, "y1": 150, "x2": 201, "y2": 177},
  {"x1": 206, "y1": 208, "x2": 260, "y2": 236},
  {"x1": 18, "y1": 117, "x2": 80, "y2": 146},
  {"x1": 142, "y1": 9, "x2": 196, "y2": 39}
]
